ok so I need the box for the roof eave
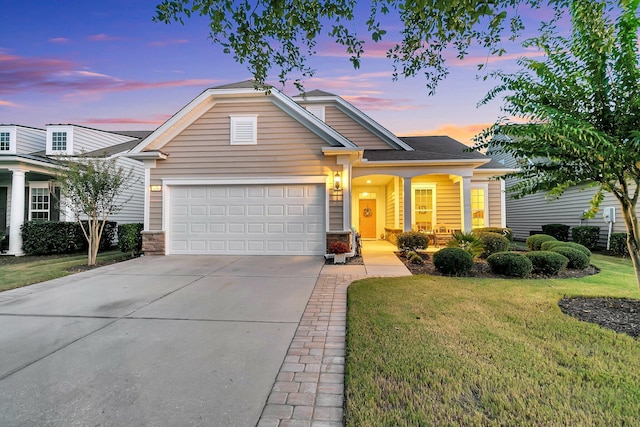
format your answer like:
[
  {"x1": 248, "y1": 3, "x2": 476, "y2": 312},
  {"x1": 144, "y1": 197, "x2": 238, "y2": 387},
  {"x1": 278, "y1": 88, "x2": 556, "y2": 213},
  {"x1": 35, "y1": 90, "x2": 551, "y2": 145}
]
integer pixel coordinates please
[
  {"x1": 359, "y1": 158, "x2": 491, "y2": 167},
  {"x1": 126, "y1": 151, "x2": 169, "y2": 160}
]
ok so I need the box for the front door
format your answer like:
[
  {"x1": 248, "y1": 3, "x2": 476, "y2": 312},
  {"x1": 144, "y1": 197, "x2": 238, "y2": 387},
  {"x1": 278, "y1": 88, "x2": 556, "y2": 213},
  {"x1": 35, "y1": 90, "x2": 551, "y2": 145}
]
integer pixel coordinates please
[{"x1": 359, "y1": 199, "x2": 376, "y2": 239}]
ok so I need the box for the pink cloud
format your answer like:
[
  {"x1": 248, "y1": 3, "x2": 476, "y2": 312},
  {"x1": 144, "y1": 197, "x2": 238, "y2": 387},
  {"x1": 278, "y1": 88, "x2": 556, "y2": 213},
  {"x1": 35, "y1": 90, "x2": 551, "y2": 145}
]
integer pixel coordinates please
[
  {"x1": 0, "y1": 50, "x2": 217, "y2": 98},
  {"x1": 80, "y1": 114, "x2": 172, "y2": 126},
  {"x1": 148, "y1": 39, "x2": 189, "y2": 47},
  {"x1": 0, "y1": 100, "x2": 18, "y2": 107},
  {"x1": 49, "y1": 37, "x2": 70, "y2": 44},
  {"x1": 301, "y1": 71, "x2": 393, "y2": 92},
  {"x1": 399, "y1": 123, "x2": 494, "y2": 145},
  {"x1": 342, "y1": 95, "x2": 424, "y2": 111},
  {"x1": 450, "y1": 50, "x2": 546, "y2": 67},
  {"x1": 87, "y1": 34, "x2": 122, "y2": 41},
  {"x1": 316, "y1": 40, "x2": 397, "y2": 59}
]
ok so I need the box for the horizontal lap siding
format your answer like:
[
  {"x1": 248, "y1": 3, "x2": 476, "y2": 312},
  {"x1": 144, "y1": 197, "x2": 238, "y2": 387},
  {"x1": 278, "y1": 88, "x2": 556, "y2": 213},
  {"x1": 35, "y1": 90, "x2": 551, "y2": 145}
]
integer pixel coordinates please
[
  {"x1": 413, "y1": 175, "x2": 460, "y2": 229},
  {"x1": 73, "y1": 127, "x2": 132, "y2": 154},
  {"x1": 148, "y1": 99, "x2": 337, "y2": 230},
  {"x1": 488, "y1": 180, "x2": 503, "y2": 227},
  {"x1": 324, "y1": 106, "x2": 391, "y2": 149},
  {"x1": 16, "y1": 127, "x2": 45, "y2": 154},
  {"x1": 108, "y1": 157, "x2": 145, "y2": 224},
  {"x1": 386, "y1": 180, "x2": 395, "y2": 228}
]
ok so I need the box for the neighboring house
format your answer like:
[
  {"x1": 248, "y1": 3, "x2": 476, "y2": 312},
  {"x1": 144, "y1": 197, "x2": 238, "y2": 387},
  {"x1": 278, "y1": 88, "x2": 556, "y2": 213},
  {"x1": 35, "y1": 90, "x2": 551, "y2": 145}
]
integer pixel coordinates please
[
  {"x1": 488, "y1": 147, "x2": 628, "y2": 245},
  {"x1": 128, "y1": 80, "x2": 512, "y2": 256},
  {"x1": 0, "y1": 124, "x2": 147, "y2": 255}
]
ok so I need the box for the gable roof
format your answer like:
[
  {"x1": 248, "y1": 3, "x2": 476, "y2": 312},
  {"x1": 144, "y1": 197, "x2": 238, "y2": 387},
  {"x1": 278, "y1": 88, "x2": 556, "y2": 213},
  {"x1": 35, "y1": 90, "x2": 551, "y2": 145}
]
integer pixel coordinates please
[
  {"x1": 129, "y1": 81, "x2": 358, "y2": 156},
  {"x1": 292, "y1": 91, "x2": 414, "y2": 151}
]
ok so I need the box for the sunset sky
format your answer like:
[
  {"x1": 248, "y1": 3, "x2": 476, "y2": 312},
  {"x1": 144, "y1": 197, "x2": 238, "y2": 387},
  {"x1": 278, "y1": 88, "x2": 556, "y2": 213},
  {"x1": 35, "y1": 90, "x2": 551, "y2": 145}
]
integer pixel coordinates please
[{"x1": 1, "y1": 1, "x2": 559, "y2": 145}]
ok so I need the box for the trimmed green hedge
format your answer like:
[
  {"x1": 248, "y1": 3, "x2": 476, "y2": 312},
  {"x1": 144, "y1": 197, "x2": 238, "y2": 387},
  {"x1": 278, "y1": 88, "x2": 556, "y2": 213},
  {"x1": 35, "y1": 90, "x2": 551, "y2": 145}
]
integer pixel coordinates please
[
  {"x1": 479, "y1": 232, "x2": 511, "y2": 258},
  {"x1": 487, "y1": 252, "x2": 533, "y2": 277},
  {"x1": 549, "y1": 246, "x2": 590, "y2": 269},
  {"x1": 526, "y1": 234, "x2": 557, "y2": 251},
  {"x1": 472, "y1": 227, "x2": 513, "y2": 241},
  {"x1": 540, "y1": 241, "x2": 591, "y2": 258},
  {"x1": 21, "y1": 220, "x2": 116, "y2": 256},
  {"x1": 118, "y1": 223, "x2": 144, "y2": 255},
  {"x1": 571, "y1": 226, "x2": 600, "y2": 250},
  {"x1": 610, "y1": 233, "x2": 629, "y2": 257},
  {"x1": 397, "y1": 231, "x2": 429, "y2": 252},
  {"x1": 525, "y1": 251, "x2": 569, "y2": 275},
  {"x1": 433, "y1": 247, "x2": 473, "y2": 276},
  {"x1": 541, "y1": 224, "x2": 570, "y2": 242}
]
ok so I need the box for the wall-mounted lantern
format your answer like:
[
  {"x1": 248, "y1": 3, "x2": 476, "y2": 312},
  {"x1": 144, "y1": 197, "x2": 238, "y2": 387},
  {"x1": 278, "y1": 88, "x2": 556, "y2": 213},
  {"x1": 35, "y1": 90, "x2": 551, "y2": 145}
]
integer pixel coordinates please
[
  {"x1": 150, "y1": 185, "x2": 162, "y2": 192},
  {"x1": 333, "y1": 172, "x2": 342, "y2": 191}
]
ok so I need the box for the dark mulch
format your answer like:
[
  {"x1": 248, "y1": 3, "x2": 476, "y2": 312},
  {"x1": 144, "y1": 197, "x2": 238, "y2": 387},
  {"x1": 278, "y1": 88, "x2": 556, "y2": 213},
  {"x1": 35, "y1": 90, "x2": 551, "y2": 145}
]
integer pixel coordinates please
[
  {"x1": 559, "y1": 297, "x2": 640, "y2": 338},
  {"x1": 324, "y1": 255, "x2": 364, "y2": 265}
]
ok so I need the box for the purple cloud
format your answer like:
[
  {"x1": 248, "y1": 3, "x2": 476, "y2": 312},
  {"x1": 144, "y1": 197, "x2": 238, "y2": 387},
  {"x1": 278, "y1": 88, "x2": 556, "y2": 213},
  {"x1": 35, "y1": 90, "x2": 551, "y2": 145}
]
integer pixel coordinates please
[
  {"x1": 87, "y1": 34, "x2": 122, "y2": 41},
  {"x1": 80, "y1": 114, "x2": 172, "y2": 126},
  {"x1": 148, "y1": 39, "x2": 189, "y2": 47},
  {"x1": 342, "y1": 95, "x2": 424, "y2": 111},
  {"x1": 49, "y1": 37, "x2": 71, "y2": 44}
]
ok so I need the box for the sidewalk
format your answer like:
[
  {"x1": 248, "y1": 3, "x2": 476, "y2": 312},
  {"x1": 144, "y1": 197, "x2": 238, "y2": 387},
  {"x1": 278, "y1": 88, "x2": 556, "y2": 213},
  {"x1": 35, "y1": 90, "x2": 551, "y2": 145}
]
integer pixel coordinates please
[{"x1": 257, "y1": 241, "x2": 410, "y2": 427}]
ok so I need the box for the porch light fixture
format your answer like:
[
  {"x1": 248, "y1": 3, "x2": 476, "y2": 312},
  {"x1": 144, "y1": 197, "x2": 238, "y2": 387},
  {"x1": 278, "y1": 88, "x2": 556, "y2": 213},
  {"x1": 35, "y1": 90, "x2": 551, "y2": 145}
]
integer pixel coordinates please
[
  {"x1": 333, "y1": 172, "x2": 342, "y2": 191},
  {"x1": 150, "y1": 185, "x2": 162, "y2": 192}
]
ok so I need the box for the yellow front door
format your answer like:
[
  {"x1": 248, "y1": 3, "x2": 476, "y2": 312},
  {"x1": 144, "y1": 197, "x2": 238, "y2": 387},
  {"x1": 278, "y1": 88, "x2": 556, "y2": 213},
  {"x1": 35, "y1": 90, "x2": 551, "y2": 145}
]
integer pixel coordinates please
[{"x1": 359, "y1": 199, "x2": 376, "y2": 238}]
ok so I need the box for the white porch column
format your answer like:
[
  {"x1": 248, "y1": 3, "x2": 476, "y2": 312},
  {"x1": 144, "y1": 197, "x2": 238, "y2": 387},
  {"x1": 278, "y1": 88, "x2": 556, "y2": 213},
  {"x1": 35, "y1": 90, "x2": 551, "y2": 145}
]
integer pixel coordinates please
[
  {"x1": 500, "y1": 179, "x2": 507, "y2": 228},
  {"x1": 8, "y1": 168, "x2": 26, "y2": 256},
  {"x1": 403, "y1": 177, "x2": 412, "y2": 231},
  {"x1": 460, "y1": 175, "x2": 472, "y2": 232}
]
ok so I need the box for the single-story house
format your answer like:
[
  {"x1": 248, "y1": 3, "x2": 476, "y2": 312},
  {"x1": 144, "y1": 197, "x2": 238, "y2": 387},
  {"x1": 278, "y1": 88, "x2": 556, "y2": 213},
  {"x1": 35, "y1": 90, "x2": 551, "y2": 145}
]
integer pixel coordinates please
[
  {"x1": 128, "y1": 80, "x2": 512, "y2": 256},
  {"x1": 488, "y1": 147, "x2": 630, "y2": 245},
  {"x1": 0, "y1": 124, "x2": 147, "y2": 255}
]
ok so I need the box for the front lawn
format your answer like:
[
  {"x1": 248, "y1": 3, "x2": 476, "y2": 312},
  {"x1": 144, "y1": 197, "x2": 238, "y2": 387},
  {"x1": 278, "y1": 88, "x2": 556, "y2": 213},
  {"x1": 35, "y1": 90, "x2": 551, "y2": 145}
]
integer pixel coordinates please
[
  {"x1": 345, "y1": 254, "x2": 640, "y2": 426},
  {"x1": 0, "y1": 250, "x2": 134, "y2": 292}
]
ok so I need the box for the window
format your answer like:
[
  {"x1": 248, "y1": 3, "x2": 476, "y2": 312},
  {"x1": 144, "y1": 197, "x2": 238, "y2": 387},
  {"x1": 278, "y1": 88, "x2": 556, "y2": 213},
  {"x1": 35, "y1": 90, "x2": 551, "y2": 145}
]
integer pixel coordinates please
[
  {"x1": 51, "y1": 132, "x2": 67, "y2": 151},
  {"x1": 0, "y1": 132, "x2": 10, "y2": 151},
  {"x1": 412, "y1": 185, "x2": 436, "y2": 231},
  {"x1": 230, "y1": 116, "x2": 257, "y2": 145},
  {"x1": 30, "y1": 186, "x2": 50, "y2": 221},
  {"x1": 471, "y1": 186, "x2": 488, "y2": 228}
]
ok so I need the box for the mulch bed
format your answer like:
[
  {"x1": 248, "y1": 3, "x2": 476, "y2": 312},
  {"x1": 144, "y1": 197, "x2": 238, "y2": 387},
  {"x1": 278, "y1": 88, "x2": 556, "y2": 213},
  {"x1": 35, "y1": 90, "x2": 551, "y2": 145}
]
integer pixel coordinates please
[
  {"x1": 323, "y1": 255, "x2": 364, "y2": 265},
  {"x1": 398, "y1": 252, "x2": 640, "y2": 339}
]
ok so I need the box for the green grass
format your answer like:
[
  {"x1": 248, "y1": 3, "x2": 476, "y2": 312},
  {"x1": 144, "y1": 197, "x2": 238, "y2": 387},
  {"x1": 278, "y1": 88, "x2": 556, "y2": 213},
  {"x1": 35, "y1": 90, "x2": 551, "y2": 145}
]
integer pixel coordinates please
[
  {"x1": 0, "y1": 250, "x2": 134, "y2": 292},
  {"x1": 345, "y1": 254, "x2": 640, "y2": 426}
]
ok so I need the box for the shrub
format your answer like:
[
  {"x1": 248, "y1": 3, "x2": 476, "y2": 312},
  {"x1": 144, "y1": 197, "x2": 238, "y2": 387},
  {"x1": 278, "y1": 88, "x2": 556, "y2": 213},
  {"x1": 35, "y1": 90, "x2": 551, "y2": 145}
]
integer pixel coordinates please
[
  {"x1": 447, "y1": 231, "x2": 483, "y2": 258},
  {"x1": 472, "y1": 227, "x2": 513, "y2": 241},
  {"x1": 433, "y1": 247, "x2": 473, "y2": 276},
  {"x1": 571, "y1": 226, "x2": 600, "y2": 250},
  {"x1": 526, "y1": 234, "x2": 557, "y2": 251},
  {"x1": 329, "y1": 241, "x2": 350, "y2": 254},
  {"x1": 549, "y1": 246, "x2": 590, "y2": 270},
  {"x1": 408, "y1": 253, "x2": 424, "y2": 265},
  {"x1": 478, "y1": 232, "x2": 511, "y2": 258},
  {"x1": 540, "y1": 241, "x2": 592, "y2": 258},
  {"x1": 524, "y1": 251, "x2": 569, "y2": 275},
  {"x1": 609, "y1": 233, "x2": 629, "y2": 257},
  {"x1": 487, "y1": 252, "x2": 533, "y2": 277},
  {"x1": 541, "y1": 224, "x2": 570, "y2": 242},
  {"x1": 118, "y1": 223, "x2": 143, "y2": 256},
  {"x1": 397, "y1": 231, "x2": 429, "y2": 252},
  {"x1": 21, "y1": 221, "x2": 84, "y2": 255}
]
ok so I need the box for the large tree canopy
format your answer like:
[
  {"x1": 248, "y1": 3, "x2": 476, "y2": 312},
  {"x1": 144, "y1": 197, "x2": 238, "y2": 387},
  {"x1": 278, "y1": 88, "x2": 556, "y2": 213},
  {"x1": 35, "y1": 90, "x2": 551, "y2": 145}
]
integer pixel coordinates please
[
  {"x1": 154, "y1": 0, "x2": 565, "y2": 93},
  {"x1": 474, "y1": 0, "x2": 640, "y2": 287}
]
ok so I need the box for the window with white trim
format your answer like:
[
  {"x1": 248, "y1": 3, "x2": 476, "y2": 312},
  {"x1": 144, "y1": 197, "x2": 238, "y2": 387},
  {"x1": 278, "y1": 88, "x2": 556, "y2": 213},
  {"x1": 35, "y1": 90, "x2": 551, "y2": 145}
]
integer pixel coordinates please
[
  {"x1": 51, "y1": 131, "x2": 67, "y2": 151},
  {"x1": 230, "y1": 116, "x2": 258, "y2": 145},
  {"x1": 471, "y1": 186, "x2": 488, "y2": 228},
  {"x1": 412, "y1": 185, "x2": 436, "y2": 231},
  {"x1": 0, "y1": 132, "x2": 10, "y2": 151},
  {"x1": 30, "y1": 184, "x2": 50, "y2": 221}
]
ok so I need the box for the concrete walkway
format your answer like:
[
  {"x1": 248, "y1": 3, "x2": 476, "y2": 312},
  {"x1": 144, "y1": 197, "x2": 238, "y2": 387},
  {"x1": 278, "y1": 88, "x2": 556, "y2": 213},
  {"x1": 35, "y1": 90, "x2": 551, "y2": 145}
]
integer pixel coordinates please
[{"x1": 257, "y1": 240, "x2": 410, "y2": 427}]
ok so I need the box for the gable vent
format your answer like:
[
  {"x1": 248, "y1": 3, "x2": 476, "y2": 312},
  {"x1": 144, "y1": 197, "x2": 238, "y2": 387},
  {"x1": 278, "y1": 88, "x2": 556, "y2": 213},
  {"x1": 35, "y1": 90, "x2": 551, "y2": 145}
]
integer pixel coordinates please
[
  {"x1": 306, "y1": 105, "x2": 325, "y2": 122},
  {"x1": 230, "y1": 116, "x2": 258, "y2": 145}
]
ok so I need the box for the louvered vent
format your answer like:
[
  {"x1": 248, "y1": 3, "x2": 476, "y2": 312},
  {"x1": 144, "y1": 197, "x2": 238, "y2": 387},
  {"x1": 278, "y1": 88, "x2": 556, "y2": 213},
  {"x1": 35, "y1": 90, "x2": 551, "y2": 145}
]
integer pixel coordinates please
[{"x1": 230, "y1": 116, "x2": 258, "y2": 145}]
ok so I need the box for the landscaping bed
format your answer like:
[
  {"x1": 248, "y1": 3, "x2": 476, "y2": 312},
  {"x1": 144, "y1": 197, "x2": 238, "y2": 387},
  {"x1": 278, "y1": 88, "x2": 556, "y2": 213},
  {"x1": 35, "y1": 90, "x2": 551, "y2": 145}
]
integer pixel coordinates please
[{"x1": 559, "y1": 297, "x2": 640, "y2": 338}]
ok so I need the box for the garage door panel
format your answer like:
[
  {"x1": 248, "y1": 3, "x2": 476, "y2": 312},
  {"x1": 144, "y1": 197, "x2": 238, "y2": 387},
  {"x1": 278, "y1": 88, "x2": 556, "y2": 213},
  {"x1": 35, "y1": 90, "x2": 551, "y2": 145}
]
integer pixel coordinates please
[{"x1": 169, "y1": 184, "x2": 325, "y2": 255}]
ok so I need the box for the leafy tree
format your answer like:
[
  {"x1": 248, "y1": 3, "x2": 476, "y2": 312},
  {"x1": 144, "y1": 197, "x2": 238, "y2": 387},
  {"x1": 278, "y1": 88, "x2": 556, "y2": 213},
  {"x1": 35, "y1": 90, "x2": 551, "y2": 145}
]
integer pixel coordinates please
[
  {"x1": 154, "y1": 0, "x2": 565, "y2": 94},
  {"x1": 57, "y1": 156, "x2": 136, "y2": 266},
  {"x1": 474, "y1": 0, "x2": 640, "y2": 287}
]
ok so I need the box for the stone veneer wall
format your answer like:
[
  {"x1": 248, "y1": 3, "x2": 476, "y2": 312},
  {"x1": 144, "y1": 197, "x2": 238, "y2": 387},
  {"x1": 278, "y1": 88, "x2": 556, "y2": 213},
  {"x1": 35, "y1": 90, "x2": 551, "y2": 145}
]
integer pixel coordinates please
[
  {"x1": 384, "y1": 227, "x2": 403, "y2": 245},
  {"x1": 326, "y1": 231, "x2": 352, "y2": 252},
  {"x1": 141, "y1": 231, "x2": 165, "y2": 256}
]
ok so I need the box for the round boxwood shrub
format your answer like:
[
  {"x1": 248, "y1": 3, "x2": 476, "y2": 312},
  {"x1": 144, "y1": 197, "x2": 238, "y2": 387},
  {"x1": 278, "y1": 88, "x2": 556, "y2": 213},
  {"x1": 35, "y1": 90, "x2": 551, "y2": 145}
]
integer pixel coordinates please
[
  {"x1": 472, "y1": 227, "x2": 514, "y2": 241},
  {"x1": 549, "y1": 246, "x2": 590, "y2": 270},
  {"x1": 478, "y1": 232, "x2": 511, "y2": 258},
  {"x1": 526, "y1": 234, "x2": 557, "y2": 251},
  {"x1": 524, "y1": 251, "x2": 569, "y2": 275},
  {"x1": 397, "y1": 231, "x2": 429, "y2": 252},
  {"x1": 540, "y1": 241, "x2": 591, "y2": 258},
  {"x1": 486, "y1": 252, "x2": 533, "y2": 278},
  {"x1": 433, "y1": 247, "x2": 473, "y2": 276}
]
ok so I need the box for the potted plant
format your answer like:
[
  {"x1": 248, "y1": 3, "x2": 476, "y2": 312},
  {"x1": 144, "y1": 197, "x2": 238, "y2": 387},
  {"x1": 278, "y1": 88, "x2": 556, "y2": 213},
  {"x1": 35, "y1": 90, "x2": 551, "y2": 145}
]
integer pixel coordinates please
[{"x1": 329, "y1": 241, "x2": 350, "y2": 264}]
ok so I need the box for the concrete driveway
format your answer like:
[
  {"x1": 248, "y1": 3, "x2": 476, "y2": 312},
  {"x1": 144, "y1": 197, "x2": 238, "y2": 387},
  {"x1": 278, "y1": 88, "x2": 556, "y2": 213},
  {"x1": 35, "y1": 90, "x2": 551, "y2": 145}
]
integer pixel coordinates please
[{"x1": 0, "y1": 255, "x2": 323, "y2": 427}]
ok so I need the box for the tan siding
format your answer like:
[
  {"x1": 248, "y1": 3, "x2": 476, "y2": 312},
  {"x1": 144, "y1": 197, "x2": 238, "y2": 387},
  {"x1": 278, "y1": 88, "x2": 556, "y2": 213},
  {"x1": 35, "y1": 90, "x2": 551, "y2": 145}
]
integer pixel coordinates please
[
  {"x1": 148, "y1": 99, "x2": 337, "y2": 230},
  {"x1": 324, "y1": 106, "x2": 392, "y2": 149},
  {"x1": 488, "y1": 180, "x2": 502, "y2": 227},
  {"x1": 385, "y1": 181, "x2": 395, "y2": 228},
  {"x1": 413, "y1": 175, "x2": 461, "y2": 229},
  {"x1": 329, "y1": 193, "x2": 343, "y2": 231}
]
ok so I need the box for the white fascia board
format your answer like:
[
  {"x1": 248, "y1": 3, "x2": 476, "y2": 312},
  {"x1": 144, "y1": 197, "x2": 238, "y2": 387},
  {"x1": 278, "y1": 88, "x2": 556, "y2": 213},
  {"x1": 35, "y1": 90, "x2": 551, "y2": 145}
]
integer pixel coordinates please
[
  {"x1": 0, "y1": 155, "x2": 65, "y2": 171},
  {"x1": 295, "y1": 94, "x2": 414, "y2": 151},
  {"x1": 162, "y1": 176, "x2": 327, "y2": 186},
  {"x1": 271, "y1": 92, "x2": 358, "y2": 148},
  {"x1": 473, "y1": 168, "x2": 518, "y2": 175},
  {"x1": 321, "y1": 147, "x2": 364, "y2": 155},
  {"x1": 126, "y1": 151, "x2": 168, "y2": 160},
  {"x1": 359, "y1": 158, "x2": 490, "y2": 167}
]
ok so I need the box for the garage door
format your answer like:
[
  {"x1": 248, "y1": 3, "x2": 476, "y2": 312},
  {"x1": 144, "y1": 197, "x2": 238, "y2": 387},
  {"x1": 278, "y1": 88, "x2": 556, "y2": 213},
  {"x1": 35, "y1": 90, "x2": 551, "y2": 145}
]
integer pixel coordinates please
[{"x1": 169, "y1": 184, "x2": 326, "y2": 255}]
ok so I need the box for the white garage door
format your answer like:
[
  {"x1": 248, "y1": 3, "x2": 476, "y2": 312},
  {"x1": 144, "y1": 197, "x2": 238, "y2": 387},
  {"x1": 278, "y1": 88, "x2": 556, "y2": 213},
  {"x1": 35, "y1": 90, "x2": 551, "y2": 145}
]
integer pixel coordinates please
[{"x1": 169, "y1": 184, "x2": 326, "y2": 255}]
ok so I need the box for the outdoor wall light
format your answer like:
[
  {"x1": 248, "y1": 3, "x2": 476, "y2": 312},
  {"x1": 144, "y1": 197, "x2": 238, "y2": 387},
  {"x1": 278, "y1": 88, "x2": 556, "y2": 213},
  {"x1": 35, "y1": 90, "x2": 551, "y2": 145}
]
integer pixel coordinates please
[
  {"x1": 333, "y1": 172, "x2": 342, "y2": 191},
  {"x1": 150, "y1": 185, "x2": 162, "y2": 192}
]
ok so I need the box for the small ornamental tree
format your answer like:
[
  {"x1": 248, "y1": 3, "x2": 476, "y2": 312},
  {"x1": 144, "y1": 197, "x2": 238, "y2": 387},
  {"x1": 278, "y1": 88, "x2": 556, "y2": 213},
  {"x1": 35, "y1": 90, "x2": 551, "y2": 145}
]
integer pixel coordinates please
[{"x1": 57, "y1": 156, "x2": 136, "y2": 266}]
